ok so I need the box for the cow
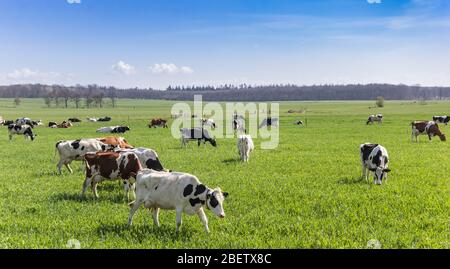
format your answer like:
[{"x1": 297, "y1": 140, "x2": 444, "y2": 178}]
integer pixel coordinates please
[
  {"x1": 97, "y1": 136, "x2": 133, "y2": 149},
  {"x1": 116, "y1": 147, "x2": 166, "y2": 171},
  {"x1": 8, "y1": 124, "x2": 36, "y2": 141},
  {"x1": 200, "y1": 118, "x2": 216, "y2": 129},
  {"x1": 367, "y1": 114, "x2": 383, "y2": 125},
  {"x1": 232, "y1": 116, "x2": 246, "y2": 134},
  {"x1": 55, "y1": 139, "x2": 116, "y2": 174},
  {"x1": 48, "y1": 122, "x2": 58, "y2": 128},
  {"x1": 68, "y1": 118, "x2": 82, "y2": 123},
  {"x1": 360, "y1": 143, "x2": 391, "y2": 185},
  {"x1": 87, "y1": 117, "x2": 98, "y2": 122},
  {"x1": 15, "y1": 117, "x2": 41, "y2": 127},
  {"x1": 411, "y1": 121, "x2": 446, "y2": 142},
  {"x1": 128, "y1": 169, "x2": 228, "y2": 233},
  {"x1": 237, "y1": 135, "x2": 254, "y2": 162},
  {"x1": 98, "y1": 116, "x2": 112, "y2": 122},
  {"x1": 96, "y1": 126, "x2": 130, "y2": 134},
  {"x1": 82, "y1": 151, "x2": 142, "y2": 200},
  {"x1": 259, "y1": 117, "x2": 279, "y2": 129},
  {"x1": 3, "y1": 120, "x2": 14, "y2": 126},
  {"x1": 295, "y1": 120, "x2": 304, "y2": 125},
  {"x1": 148, "y1": 118, "x2": 168, "y2": 128},
  {"x1": 180, "y1": 128, "x2": 217, "y2": 148},
  {"x1": 432, "y1": 116, "x2": 450, "y2": 126},
  {"x1": 57, "y1": 121, "x2": 73, "y2": 128}
]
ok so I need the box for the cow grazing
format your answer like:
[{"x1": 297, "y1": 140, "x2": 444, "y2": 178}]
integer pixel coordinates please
[
  {"x1": 237, "y1": 135, "x2": 254, "y2": 162},
  {"x1": 55, "y1": 139, "x2": 116, "y2": 174},
  {"x1": 432, "y1": 116, "x2": 450, "y2": 126},
  {"x1": 117, "y1": 147, "x2": 166, "y2": 171},
  {"x1": 411, "y1": 121, "x2": 446, "y2": 142},
  {"x1": 295, "y1": 120, "x2": 304, "y2": 125},
  {"x1": 180, "y1": 128, "x2": 217, "y2": 147},
  {"x1": 259, "y1": 117, "x2": 279, "y2": 129},
  {"x1": 98, "y1": 136, "x2": 133, "y2": 149},
  {"x1": 96, "y1": 126, "x2": 130, "y2": 134},
  {"x1": 82, "y1": 151, "x2": 142, "y2": 200},
  {"x1": 98, "y1": 116, "x2": 112, "y2": 122},
  {"x1": 128, "y1": 170, "x2": 228, "y2": 233},
  {"x1": 360, "y1": 143, "x2": 391, "y2": 185},
  {"x1": 148, "y1": 118, "x2": 168, "y2": 128},
  {"x1": 200, "y1": 118, "x2": 216, "y2": 129},
  {"x1": 8, "y1": 124, "x2": 36, "y2": 141},
  {"x1": 15, "y1": 117, "x2": 41, "y2": 127},
  {"x1": 68, "y1": 118, "x2": 82, "y2": 123},
  {"x1": 367, "y1": 114, "x2": 383, "y2": 125}
]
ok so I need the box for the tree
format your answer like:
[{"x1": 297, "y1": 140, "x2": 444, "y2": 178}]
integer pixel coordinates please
[
  {"x1": 44, "y1": 96, "x2": 52, "y2": 107},
  {"x1": 72, "y1": 93, "x2": 81, "y2": 109},
  {"x1": 93, "y1": 93, "x2": 104, "y2": 108},
  {"x1": 85, "y1": 96, "x2": 94, "y2": 108},
  {"x1": 108, "y1": 87, "x2": 117, "y2": 108},
  {"x1": 376, "y1": 96, "x2": 385, "y2": 108},
  {"x1": 14, "y1": 97, "x2": 21, "y2": 106}
]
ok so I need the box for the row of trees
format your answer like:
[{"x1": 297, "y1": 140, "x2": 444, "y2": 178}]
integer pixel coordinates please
[{"x1": 0, "y1": 83, "x2": 449, "y2": 102}]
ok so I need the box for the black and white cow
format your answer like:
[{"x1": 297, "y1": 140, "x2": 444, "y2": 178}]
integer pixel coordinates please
[
  {"x1": 432, "y1": 116, "x2": 450, "y2": 126},
  {"x1": 48, "y1": 122, "x2": 58, "y2": 128},
  {"x1": 98, "y1": 116, "x2": 112, "y2": 122},
  {"x1": 295, "y1": 120, "x2": 304, "y2": 125},
  {"x1": 180, "y1": 128, "x2": 217, "y2": 147},
  {"x1": 259, "y1": 117, "x2": 279, "y2": 128},
  {"x1": 8, "y1": 124, "x2": 36, "y2": 141},
  {"x1": 116, "y1": 147, "x2": 166, "y2": 171},
  {"x1": 128, "y1": 169, "x2": 228, "y2": 233},
  {"x1": 96, "y1": 126, "x2": 130, "y2": 134},
  {"x1": 360, "y1": 143, "x2": 391, "y2": 185},
  {"x1": 15, "y1": 117, "x2": 42, "y2": 127},
  {"x1": 366, "y1": 114, "x2": 383, "y2": 125}
]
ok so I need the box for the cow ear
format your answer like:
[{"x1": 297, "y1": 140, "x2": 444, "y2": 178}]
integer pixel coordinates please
[
  {"x1": 222, "y1": 192, "x2": 229, "y2": 198},
  {"x1": 383, "y1": 168, "x2": 391, "y2": 173}
]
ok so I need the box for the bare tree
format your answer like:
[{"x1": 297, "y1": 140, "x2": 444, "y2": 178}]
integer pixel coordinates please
[
  {"x1": 14, "y1": 97, "x2": 21, "y2": 106},
  {"x1": 44, "y1": 96, "x2": 52, "y2": 107}
]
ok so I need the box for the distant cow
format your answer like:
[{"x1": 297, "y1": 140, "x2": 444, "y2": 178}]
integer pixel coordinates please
[
  {"x1": 96, "y1": 126, "x2": 130, "y2": 134},
  {"x1": 200, "y1": 118, "x2": 216, "y2": 129},
  {"x1": 98, "y1": 136, "x2": 133, "y2": 149},
  {"x1": 117, "y1": 147, "x2": 166, "y2": 171},
  {"x1": 149, "y1": 118, "x2": 168, "y2": 128},
  {"x1": 87, "y1": 117, "x2": 98, "y2": 122},
  {"x1": 3, "y1": 120, "x2": 14, "y2": 126},
  {"x1": 55, "y1": 139, "x2": 116, "y2": 174},
  {"x1": 98, "y1": 116, "x2": 112, "y2": 122},
  {"x1": 48, "y1": 122, "x2": 58, "y2": 128},
  {"x1": 57, "y1": 121, "x2": 73, "y2": 128},
  {"x1": 367, "y1": 114, "x2": 383, "y2": 125},
  {"x1": 180, "y1": 128, "x2": 217, "y2": 147},
  {"x1": 259, "y1": 117, "x2": 279, "y2": 129},
  {"x1": 128, "y1": 169, "x2": 228, "y2": 233},
  {"x1": 360, "y1": 143, "x2": 391, "y2": 185},
  {"x1": 233, "y1": 116, "x2": 246, "y2": 133},
  {"x1": 8, "y1": 124, "x2": 36, "y2": 141},
  {"x1": 15, "y1": 118, "x2": 42, "y2": 127},
  {"x1": 237, "y1": 135, "x2": 254, "y2": 162},
  {"x1": 82, "y1": 151, "x2": 142, "y2": 200},
  {"x1": 68, "y1": 118, "x2": 82, "y2": 123},
  {"x1": 411, "y1": 121, "x2": 446, "y2": 142},
  {"x1": 295, "y1": 120, "x2": 304, "y2": 125},
  {"x1": 432, "y1": 116, "x2": 450, "y2": 125}
]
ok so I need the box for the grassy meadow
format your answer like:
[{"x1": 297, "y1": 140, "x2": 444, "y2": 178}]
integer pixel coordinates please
[{"x1": 0, "y1": 98, "x2": 448, "y2": 249}]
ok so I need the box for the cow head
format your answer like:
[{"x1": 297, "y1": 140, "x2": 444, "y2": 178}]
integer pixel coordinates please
[
  {"x1": 209, "y1": 138, "x2": 217, "y2": 147},
  {"x1": 438, "y1": 133, "x2": 446, "y2": 141},
  {"x1": 206, "y1": 188, "x2": 228, "y2": 218},
  {"x1": 369, "y1": 167, "x2": 391, "y2": 185}
]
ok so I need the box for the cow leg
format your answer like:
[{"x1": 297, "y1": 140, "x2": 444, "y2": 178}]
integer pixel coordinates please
[
  {"x1": 128, "y1": 199, "x2": 143, "y2": 226},
  {"x1": 81, "y1": 177, "x2": 92, "y2": 197},
  {"x1": 65, "y1": 163, "x2": 73, "y2": 174},
  {"x1": 123, "y1": 180, "x2": 130, "y2": 201},
  {"x1": 57, "y1": 160, "x2": 64, "y2": 174},
  {"x1": 175, "y1": 206, "x2": 183, "y2": 233},
  {"x1": 8, "y1": 134, "x2": 12, "y2": 142},
  {"x1": 197, "y1": 139, "x2": 201, "y2": 147},
  {"x1": 152, "y1": 207, "x2": 160, "y2": 227},
  {"x1": 197, "y1": 207, "x2": 210, "y2": 233},
  {"x1": 92, "y1": 180, "x2": 99, "y2": 198}
]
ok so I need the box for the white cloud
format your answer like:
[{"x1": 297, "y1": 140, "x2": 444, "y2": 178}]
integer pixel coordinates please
[
  {"x1": 367, "y1": 0, "x2": 382, "y2": 4},
  {"x1": 7, "y1": 68, "x2": 61, "y2": 80},
  {"x1": 149, "y1": 63, "x2": 194, "y2": 74},
  {"x1": 67, "y1": 0, "x2": 81, "y2": 4},
  {"x1": 112, "y1": 60, "x2": 136, "y2": 75}
]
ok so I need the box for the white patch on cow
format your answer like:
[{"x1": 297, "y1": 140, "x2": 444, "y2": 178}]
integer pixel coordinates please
[{"x1": 237, "y1": 135, "x2": 254, "y2": 162}]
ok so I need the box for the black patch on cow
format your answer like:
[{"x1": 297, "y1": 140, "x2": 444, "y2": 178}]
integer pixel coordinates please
[
  {"x1": 24, "y1": 127, "x2": 34, "y2": 141},
  {"x1": 372, "y1": 150, "x2": 382, "y2": 167},
  {"x1": 101, "y1": 145, "x2": 106, "y2": 151},
  {"x1": 81, "y1": 146, "x2": 85, "y2": 151},
  {"x1": 209, "y1": 194, "x2": 219, "y2": 208},
  {"x1": 145, "y1": 157, "x2": 164, "y2": 171},
  {"x1": 194, "y1": 184, "x2": 206, "y2": 196},
  {"x1": 71, "y1": 140, "x2": 81, "y2": 149},
  {"x1": 155, "y1": 185, "x2": 158, "y2": 190},
  {"x1": 183, "y1": 184, "x2": 193, "y2": 197},
  {"x1": 189, "y1": 198, "x2": 205, "y2": 207},
  {"x1": 361, "y1": 144, "x2": 378, "y2": 161},
  {"x1": 14, "y1": 125, "x2": 21, "y2": 131}
]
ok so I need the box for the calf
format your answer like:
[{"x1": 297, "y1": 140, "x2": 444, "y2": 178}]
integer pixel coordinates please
[
  {"x1": 98, "y1": 136, "x2": 133, "y2": 149},
  {"x1": 55, "y1": 139, "x2": 115, "y2": 174},
  {"x1": 360, "y1": 143, "x2": 391, "y2": 185},
  {"x1": 411, "y1": 121, "x2": 446, "y2": 142},
  {"x1": 96, "y1": 126, "x2": 130, "y2": 134},
  {"x1": 148, "y1": 118, "x2": 168, "y2": 128},
  {"x1": 237, "y1": 135, "x2": 254, "y2": 162},
  {"x1": 128, "y1": 169, "x2": 228, "y2": 233},
  {"x1": 180, "y1": 128, "x2": 217, "y2": 147},
  {"x1": 432, "y1": 116, "x2": 449, "y2": 126},
  {"x1": 117, "y1": 147, "x2": 166, "y2": 171},
  {"x1": 367, "y1": 114, "x2": 383, "y2": 125},
  {"x1": 259, "y1": 117, "x2": 279, "y2": 129},
  {"x1": 82, "y1": 151, "x2": 142, "y2": 200},
  {"x1": 8, "y1": 124, "x2": 36, "y2": 141}
]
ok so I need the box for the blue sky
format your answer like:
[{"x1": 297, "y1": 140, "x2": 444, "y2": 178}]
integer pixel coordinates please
[{"x1": 0, "y1": 0, "x2": 449, "y2": 89}]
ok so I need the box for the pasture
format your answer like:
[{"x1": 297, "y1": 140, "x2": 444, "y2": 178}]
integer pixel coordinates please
[{"x1": 0, "y1": 98, "x2": 448, "y2": 249}]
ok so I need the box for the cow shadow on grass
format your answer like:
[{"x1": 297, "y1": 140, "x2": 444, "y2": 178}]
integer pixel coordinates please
[
  {"x1": 222, "y1": 158, "x2": 240, "y2": 165},
  {"x1": 337, "y1": 177, "x2": 366, "y2": 185},
  {"x1": 50, "y1": 192, "x2": 129, "y2": 204},
  {"x1": 96, "y1": 222, "x2": 195, "y2": 241}
]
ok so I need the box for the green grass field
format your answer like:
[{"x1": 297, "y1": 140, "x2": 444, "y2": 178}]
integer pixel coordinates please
[{"x1": 0, "y1": 98, "x2": 448, "y2": 249}]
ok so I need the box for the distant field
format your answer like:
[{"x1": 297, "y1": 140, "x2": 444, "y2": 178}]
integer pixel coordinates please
[{"x1": 0, "y1": 98, "x2": 448, "y2": 249}]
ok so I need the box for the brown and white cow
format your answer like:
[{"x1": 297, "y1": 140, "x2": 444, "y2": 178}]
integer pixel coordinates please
[
  {"x1": 97, "y1": 136, "x2": 133, "y2": 149},
  {"x1": 82, "y1": 151, "x2": 142, "y2": 200},
  {"x1": 128, "y1": 169, "x2": 228, "y2": 233},
  {"x1": 411, "y1": 121, "x2": 446, "y2": 142},
  {"x1": 148, "y1": 118, "x2": 168, "y2": 128}
]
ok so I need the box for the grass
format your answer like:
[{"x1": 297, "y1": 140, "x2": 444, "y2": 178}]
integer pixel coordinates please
[{"x1": 0, "y1": 98, "x2": 448, "y2": 249}]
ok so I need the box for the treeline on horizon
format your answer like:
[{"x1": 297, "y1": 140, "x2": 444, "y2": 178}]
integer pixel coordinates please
[{"x1": 0, "y1": 83, "x2": 449, "y2": 105}]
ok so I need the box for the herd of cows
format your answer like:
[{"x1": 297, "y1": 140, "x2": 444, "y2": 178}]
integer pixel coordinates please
[{"x1": 0, "y1": 113, "x2": 448, "y2": 233}]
